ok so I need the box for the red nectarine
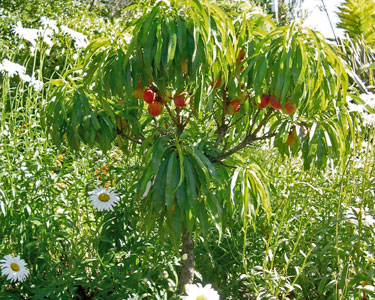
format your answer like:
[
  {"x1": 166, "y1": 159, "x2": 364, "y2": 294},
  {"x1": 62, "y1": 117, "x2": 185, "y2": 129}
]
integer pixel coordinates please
[
  {"x1": 173, "y1": 92, "x2": 190, "y2": 107},
  {"x1": 211, "y1": 76, "x2": 222, "y2": 88},
  {"x1": 148, "y1": 101, "x2": 164, "y2": 116},
  {"x1": 254, "y1": 94, "x2": 270, "y2": 109},
  {"x1": 238, "y1": 48, "x2": 246, "y2": 61},
  {"x1": 143, "y1": 89, "x2": 155, "y2": 104},
  {"x1": 270, "y1": 95, "x2": 282, "y2": 110},
  {"x1": 282, "y1": 101, "x2": 296, "y2": 115},
  {"x1": 226, "y1": 100, "x2": 241, "y2": 115}
]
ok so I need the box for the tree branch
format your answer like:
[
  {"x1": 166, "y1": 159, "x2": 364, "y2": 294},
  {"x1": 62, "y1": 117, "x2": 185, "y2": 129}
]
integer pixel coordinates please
[
  {"x1": 183, "y1": 106, "x2": 195, "y2": 128},
  {"x1": 212, "y1": 110, "x2": 274, "y2": 161},
  {"x1": 89, "y1": 0, "x2": 96, "y2": 11},
  {"x1": 213, "y1": 134, "x2": 254, "y2": 161},
  {"x1": 251, "y1": 109, "x2": 273, "y2": 136},
  {"x1": 228, "y1": 113, "x2": 246, "y2": 129},
  {"x1": 253, "y1": 131, "x2": 277, "y2": 141},
  {"x1": 211, "y1": 88, "x2": 230, "y2": 152},
  {"x1": 247, "y1": 108, "x2": 261, "y2": 135},
  {"x1": 117, "y1": 129, "x2": 143, "y2": 145}
]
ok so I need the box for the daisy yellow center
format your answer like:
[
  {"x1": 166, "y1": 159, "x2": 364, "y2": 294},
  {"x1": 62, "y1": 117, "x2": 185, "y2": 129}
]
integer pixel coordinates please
[
  {"x1": 98, "y1": 193, "x2": 110, "y2": 202},
  {"x1": 196, "y1": 296, "x2": 207, "y2": 300},
  {"x1": 10, "y1": 263, "x2": 20, "y2": 272}
]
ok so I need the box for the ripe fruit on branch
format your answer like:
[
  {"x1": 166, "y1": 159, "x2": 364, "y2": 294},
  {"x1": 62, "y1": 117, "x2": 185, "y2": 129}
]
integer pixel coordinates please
[
  {"x1": 236, "y1": 48, "x2": 246, "y2": 66},
  {"x1": 237, "y1": 48, "x2": 246, "y2": 61},
  {"x1": 211, "y1": 76, "x2": 222, "y2": 88},
  {"x1": 216, "y1": 76, "x2": 222, "y2": 88},
  {"x1": 282, "y1": 101, "x2": 297, "y2": 115},
  {"x1": 237, "y1": 91, "x2": 248, "y2": 104},
  {"x1": 148, "y1": 101, "x2": 164, "y2": 116},
  {"x1": 173, "y1": 92, "x2": 190, "y2": 107},
  {"x1": 181, "y1": 59, "x2": 188, "y2": 74},
  {"x1": 285, "y1": 127, "x2": 298, "y2": 146},
  {"x1": 133, "y1": 79, "x2": 144, "y2": 99},
  {"x1": 236, "y1": 48, "x2": 246, "y2": 73},
  {"x1": 270, "y1": 95, "x2": 282, "y2": 110},
  {"x1": 254, "y1": 94, "x2": 270, "y2": 109},
  {"x1": 226, "y1": 100, "x2": 241, "y2": 115},
  {"x1": 143, "y1": 89, "x2": 155, "y2": 104}
]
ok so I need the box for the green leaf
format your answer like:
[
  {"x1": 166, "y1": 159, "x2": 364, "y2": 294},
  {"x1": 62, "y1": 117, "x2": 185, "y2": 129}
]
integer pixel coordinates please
[
  {"x1": 165, "y1": 152, "x2": 178, "y2": 213},
  {"x1": 167, "y1": 19, "x2": 177, "y2": 68},
  {"x1": 140, "y1": 3, "x2": 161, "y2": 46},
  {"x1": 152, "y1": 136, "x2": 171, "y2": 173},
  {"x1": 184, "y1": 157, "x2": 198, "y2": 204},
  {"x1": 154, "y1": 22, "x2": 163, "y2": 71}
]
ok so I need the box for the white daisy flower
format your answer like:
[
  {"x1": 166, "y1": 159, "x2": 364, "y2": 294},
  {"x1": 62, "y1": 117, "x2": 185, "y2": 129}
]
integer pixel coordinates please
[
  {"x1": 39, "y1": 28, "x2": 54, "y2": 48},
  {"x1": 60, "y1": 25, "x2": 88, "y2": 49},
  {"x1": 0, "y1": 60, "x2": 43, "y2": 91},
  {"x1": 0, "y1": 59, "x2": 27, "y2": 78},
  {"x1": 347, "y1": 102, "x2": 365, "y2": 114},
  {"x1": 360, "y1": 92, "x2": 375, "y2": 109},
  {"x1": 40, "y1": 17, "x2": 59, "y2": 33},
  {"x1": 89, "y1": 187, "x2": 120, "y2": 211},
  {"x1": 126, "y1": 294, "x2": 139, "y2": 300},
  {"x1": 0, "y1": 255, "x2": 29, "y2": 283},
  {"x1": 29, "y1": 74, "x2": 44, "y2": 91},
  {"x1": 363, "y1": 214, "x2": 375, "y2": 227},
  {"x1": 12, "y1": 21, "x2": 39, "y2": 47},
  {"x1": 182, "y1": 283, "x2": 220, "y2": 300},
  {"x1": 363, "y1": 114, "x2": 375, "y2": 126}
]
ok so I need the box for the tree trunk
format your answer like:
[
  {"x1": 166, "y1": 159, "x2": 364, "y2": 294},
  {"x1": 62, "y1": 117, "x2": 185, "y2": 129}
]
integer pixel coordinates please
[{"x1": 179, "y1": 231, "x2": 194, "y2": 293}]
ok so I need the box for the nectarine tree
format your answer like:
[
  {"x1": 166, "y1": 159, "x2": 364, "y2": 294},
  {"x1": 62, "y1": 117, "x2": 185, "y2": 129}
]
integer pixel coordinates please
[{"x1": 43, "y1": 0, "x2": 357, "y2": 293}]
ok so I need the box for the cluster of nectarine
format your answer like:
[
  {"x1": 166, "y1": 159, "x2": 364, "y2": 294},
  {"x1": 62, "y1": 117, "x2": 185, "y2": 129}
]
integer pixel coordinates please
[
  {"x1": 132, "y1": 79, "x2": 192, "y2": 116},
  {"x1": 133, "y1": 81, "x2": 164, "y2": 116},
  {"x1": 129, "y1": 48, "x2": 297, "y2": 147},
  {"x1": 224, "y1": 91, "x2": 249, "y2": 115},
  {"x1": 142, "y1": 88, "x2": 164, "y2": 116},
  {"x1": 255, "y1": 94, "x2": 296, "y2": 115}
]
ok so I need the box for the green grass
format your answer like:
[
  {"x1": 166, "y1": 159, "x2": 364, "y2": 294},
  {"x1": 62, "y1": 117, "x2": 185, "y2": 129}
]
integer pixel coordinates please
[{"x1": 1, "y1": 2, "x2": 375, "y2": 299}]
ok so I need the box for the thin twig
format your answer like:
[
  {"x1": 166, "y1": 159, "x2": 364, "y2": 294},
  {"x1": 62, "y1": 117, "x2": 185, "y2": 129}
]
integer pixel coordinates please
[
  {"x1": 253, "y1": 131, "x2": 277, "y2": 141},
  {"x1": 251, "y1": 109, "x2": 273, "y2": 136},
  {"x1": 319, "y1": 0, "x2": 339, "y2": 44},
  {"x1": 89, "y1": 0, "x2": 96, "y2": 11},
  {"x1": 248, "y1": 108, "x2": 261, "y2": 135},
  {"x1": 215, "y1": 160, "x2": 237, "y2": 169},
  {"x1": 117, "y1": 129, "x2": 143, "y2": 145},
  {"x1": 228, "y1": 113, "x2": 246, "y2": 129},
  {"x1": 183, "y1": 106, "x2": 195, "y2": 128}
]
